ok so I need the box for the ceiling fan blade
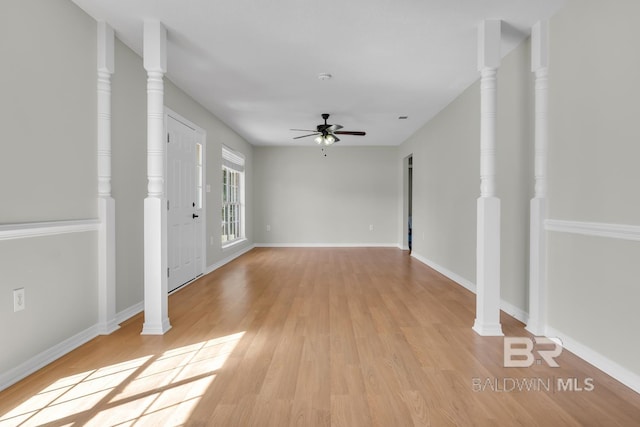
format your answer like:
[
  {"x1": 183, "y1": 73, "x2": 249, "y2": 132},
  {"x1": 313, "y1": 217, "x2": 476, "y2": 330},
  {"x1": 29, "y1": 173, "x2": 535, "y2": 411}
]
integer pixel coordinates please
[
  {"x1": 333, "y1": 131, "x2": 366, "y2": 136},
  {"x1": 290, "y1": 128, "x2": 317, "y2": 132},
  {"x1": 327, "y1": 124, "x2": 343, "y2": 132},
  {"x1": 293, "y1": 133, "x2": 320, "y2": 139}
]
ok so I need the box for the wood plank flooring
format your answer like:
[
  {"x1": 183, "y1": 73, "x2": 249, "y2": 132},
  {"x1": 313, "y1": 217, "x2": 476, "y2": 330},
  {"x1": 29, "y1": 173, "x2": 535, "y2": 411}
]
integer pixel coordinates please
[{"x1": 1, "y1": 247, "x2": 640, "y2": 426}]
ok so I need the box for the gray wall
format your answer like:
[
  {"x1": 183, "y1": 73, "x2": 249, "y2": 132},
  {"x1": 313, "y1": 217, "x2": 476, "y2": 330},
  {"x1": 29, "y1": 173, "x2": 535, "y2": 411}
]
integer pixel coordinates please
[
  {"x1": 397, "y1": 39, "x2": 533, "y2": 312},
  {"x1": 0, "y1": 0, "x2": 255, "y2": 382},
  {"x1": 0, "y1": 0, "x2": 97, "y2": 222},
  {"x1": 165, "y1": 81, "x2": 254, "y2": 266},
  {"x1": 112, "y1": 38, "x2": 146, "y2": 312},
  {"x1": 253, "y1": 146, "x2": 398, "y2": 245},
  {"x1": 0, "y1": 0, "x2": 98, "y2": 375},
  {"x1": 546, "y1": 0, "x2": 640, "y2": 375}
]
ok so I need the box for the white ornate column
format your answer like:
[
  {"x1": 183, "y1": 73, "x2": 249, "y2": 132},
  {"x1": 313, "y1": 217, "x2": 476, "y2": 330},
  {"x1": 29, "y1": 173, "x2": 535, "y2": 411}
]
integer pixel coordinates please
[
  {"x1": 526, "y1": 21, "x2": 549, "y2": 335},
  {"x1": 473, "y1": 20, "x2": 503, "y2": 336},
  {"x1": 97, "y1": 22, "x2": 119, "y2": 335},
  {"x1": 142, "y1": 20, "x2": 171, "y2": 335}
]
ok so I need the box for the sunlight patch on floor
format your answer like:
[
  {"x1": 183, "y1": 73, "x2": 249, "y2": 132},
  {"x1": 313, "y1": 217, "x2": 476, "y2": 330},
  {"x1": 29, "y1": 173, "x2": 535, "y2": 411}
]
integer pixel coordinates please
[{"x1": 0, "y1": 332, "x2": 245, "y2": 427}]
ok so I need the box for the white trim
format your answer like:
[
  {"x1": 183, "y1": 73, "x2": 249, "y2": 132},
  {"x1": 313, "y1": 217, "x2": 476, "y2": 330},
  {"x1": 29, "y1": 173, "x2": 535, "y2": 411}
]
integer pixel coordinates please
[
  {"x1": 0, "y1": 325, "x2": 100, "y2": 392},
  {"x1": 545, "y1": 219, "x2": 640, "y2": 242},
  {"x1": 116, "y1": 302, "x2": 144, "y2": 325},
  {"x1": 0, "y1": 219, "x2": 100, "y2": 241},
  {"x1": 546, "y1": 326, "x2": 640, "y2": 395},
  {"x1": 222, "y1": 145, "x2": 245, "y2": 171},
  {"x1": 254, "y1": 243, "x2": 399, "y2": 248},
  {"x1": 0, "y1": 300, "x2": 149, "y2": 392},
  {"x1": 411, "y1": 252, "x2": 476, "y2": 293},
  {"x1": 411, "y1": 252, "x2": 529, "y2": 324},
  {"x1": 222, "y1": 237, "x2": 248, "y2": 251},
  {"x1": 207, "y1": 244, "x2": 255, "y2": 274},
  {"x1": 500, "y1": 299, "x2": 529, "y2": 325}
]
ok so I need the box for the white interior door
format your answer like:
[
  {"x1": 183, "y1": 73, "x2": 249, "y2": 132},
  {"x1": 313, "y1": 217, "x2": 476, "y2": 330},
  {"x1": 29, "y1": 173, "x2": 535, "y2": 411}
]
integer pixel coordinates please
[{"x1": 167, "y1": 115, "x2": 203, "y2": 292}]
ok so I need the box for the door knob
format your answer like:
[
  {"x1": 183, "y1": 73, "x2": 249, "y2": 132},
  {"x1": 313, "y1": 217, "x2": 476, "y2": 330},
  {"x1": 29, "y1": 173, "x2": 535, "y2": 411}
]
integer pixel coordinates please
[{"x1": 192, "y1": 213, "x2": 199, "y2": 219}]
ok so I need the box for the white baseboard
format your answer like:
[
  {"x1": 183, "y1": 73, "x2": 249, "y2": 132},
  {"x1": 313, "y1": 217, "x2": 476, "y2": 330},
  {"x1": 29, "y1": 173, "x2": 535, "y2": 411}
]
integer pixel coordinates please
[
  {"x1": 411, "y1": 252, "x2": 639, "y2": 395},
  {"x1": 500, "y1": 299, "x2": 529, "y2": 325},
  {"x1": 206, "y1": 244, "x2": 256, "y2": 274},
  {"x1": 546, "y1": 326, "x2": 640, "y2": 395},
  {"x1": 0, "y1": 325, "x2": 100, "y2": 392},
  {"x1": 0, "y1": 302, "x2": 146, "y2": 392},
  {"x1": 410, "y1": 252, "x2": 529, "y2": 324},
  {"x1": 254, "y1": 243, "x2": 398, "y2": 248},
  {"x1": 411, "y1": 252, "x2": 476, "y2": 293},
  {"x1": 116, "y1": 302, "x2": 144, "y2": 324},
  {"x1": 97, "y1": 319, "x2": 120, "y2": 336}
]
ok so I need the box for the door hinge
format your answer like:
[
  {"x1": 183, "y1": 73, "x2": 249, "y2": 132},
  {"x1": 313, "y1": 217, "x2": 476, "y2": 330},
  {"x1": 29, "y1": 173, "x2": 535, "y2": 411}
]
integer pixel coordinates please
[
  {"x1": 167, "y1": 200, "x2": 170, "y2": 211},
  {"x1": 167, "y1": 268, "x2": 170, "y2": 278},
  {"x1": 167, "y1": 133, "x2": 170, "y2": 143}
]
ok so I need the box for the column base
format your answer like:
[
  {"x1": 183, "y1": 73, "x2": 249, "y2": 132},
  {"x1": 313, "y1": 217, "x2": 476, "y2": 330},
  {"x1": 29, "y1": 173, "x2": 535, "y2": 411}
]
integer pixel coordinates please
[
  {"x1": 143, "y1": 196, "x2": 171, "y2": 335},
  {"x1": 98, "y1": 196, "x2": 118, "y2": 336},
  {"x1": 472, "y1": 320, "x2": 504, "y2": 336},
  {"x1": 141, "y1": 320, "x2": 172, "y2": 336},
  {"x1": 97, "y1": 319, "x2": 120, "y2": 335}
]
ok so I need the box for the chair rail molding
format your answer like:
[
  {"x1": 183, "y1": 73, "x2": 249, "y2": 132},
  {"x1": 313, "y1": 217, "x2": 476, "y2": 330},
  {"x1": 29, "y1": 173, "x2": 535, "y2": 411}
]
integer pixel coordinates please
[
  {"x1": 473, "y1": 20, "x2": 504, "y2": 337},
  {"x1": 0, "y1": 219, "x2": 100, "y2": 241},
  {"x1": 545, "y1": 219, "x2": 640, "y2": 241}
]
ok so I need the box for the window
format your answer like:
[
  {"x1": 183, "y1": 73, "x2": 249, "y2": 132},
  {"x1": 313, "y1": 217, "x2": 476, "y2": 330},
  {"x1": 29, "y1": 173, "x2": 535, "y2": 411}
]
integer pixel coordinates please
[
  {"x1": 196, "y1": 143, "x2": 203, "y2": 210},
  {"x1": 221, "y1": 146, "x2": 245, "y2": 246}
]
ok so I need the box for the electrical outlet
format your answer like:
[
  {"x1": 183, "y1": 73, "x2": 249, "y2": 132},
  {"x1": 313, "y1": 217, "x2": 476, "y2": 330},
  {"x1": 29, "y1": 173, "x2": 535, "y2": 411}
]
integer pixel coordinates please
[
  {"x1": 13, "y1": 288, "x2": 25, "y2": 312},
  {"x1": 369, "y1": 224, "x2": 374, "y2": 231},
  {"x1": 206, "y1": 184, "x2": 211, "y2": 193},
  {"x1": 210, "y1": 236, "x2": 214, "y2": 245},
  {"x1": 266, "y1": 225, "x2": 271, "y2": 232}
]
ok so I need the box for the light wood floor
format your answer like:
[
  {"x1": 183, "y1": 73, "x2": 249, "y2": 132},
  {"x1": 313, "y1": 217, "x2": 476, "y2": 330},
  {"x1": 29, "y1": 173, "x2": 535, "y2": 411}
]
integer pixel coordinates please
[{"x1": 1, "y1": 248, "x2": 640, "y2": 426}]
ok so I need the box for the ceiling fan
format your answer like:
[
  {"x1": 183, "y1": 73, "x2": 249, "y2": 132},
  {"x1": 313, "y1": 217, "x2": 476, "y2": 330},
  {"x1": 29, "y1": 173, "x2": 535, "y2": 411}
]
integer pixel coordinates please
[{"x1": 291, "y1": 113, "x2": 366, "y2": 146}]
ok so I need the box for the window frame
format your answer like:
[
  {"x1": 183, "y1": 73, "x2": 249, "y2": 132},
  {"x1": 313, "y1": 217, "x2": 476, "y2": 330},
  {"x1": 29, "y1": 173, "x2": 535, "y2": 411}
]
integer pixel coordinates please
[{"x1": 221, "y1": 146, "x2": 245, "y2": 248}]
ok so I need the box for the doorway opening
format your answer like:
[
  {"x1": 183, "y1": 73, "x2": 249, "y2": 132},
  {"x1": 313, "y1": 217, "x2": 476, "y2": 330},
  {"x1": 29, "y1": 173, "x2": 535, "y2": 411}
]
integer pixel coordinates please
[{"x1": 402, "y1": 154, "x2": 413, "y2": 253}]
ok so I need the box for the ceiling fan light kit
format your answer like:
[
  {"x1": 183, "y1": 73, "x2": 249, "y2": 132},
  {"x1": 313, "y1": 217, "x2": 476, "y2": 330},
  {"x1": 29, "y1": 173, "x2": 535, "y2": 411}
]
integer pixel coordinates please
[
  {"x1": 291, "y1": 113, "x2": 366, "y2": 148},
  {"x1": 315, "y1": 134, "x2": 337, "y2": 145}
]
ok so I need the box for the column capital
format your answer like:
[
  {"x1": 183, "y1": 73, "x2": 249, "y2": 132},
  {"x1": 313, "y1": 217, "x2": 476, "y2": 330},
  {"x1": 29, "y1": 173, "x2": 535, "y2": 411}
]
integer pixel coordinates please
[
  {"x1": 97, "y1": 22, "x2": 114, "y2": 75},
  {"x1": 478, "y1": 20, "x2": 501, "y2": 71},
  {"x1": 531, "y1": 20, "x2": 549, "y2": 72},
  {"x1": 144, "y1": 20, "x2": 167, "y2": 73}
]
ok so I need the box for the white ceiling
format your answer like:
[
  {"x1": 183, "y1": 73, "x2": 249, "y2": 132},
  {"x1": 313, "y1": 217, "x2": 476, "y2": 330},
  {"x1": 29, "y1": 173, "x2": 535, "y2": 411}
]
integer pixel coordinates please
[{"x1": 72, "y1": 0, "x2": 565, "y2": 147}]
